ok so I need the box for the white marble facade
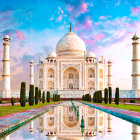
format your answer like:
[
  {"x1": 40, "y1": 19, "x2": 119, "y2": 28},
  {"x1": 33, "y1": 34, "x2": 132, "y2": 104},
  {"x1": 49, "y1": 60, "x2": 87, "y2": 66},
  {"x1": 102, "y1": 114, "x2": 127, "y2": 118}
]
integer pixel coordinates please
[{"x1": 37, "y1": 30, "x2": 106, "y2": 98}]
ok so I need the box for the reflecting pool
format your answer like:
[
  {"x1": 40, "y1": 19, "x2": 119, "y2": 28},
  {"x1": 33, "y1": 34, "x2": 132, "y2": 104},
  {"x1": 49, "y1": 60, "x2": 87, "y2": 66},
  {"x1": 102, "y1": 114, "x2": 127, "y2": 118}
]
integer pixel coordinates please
[{"x1": 2, "y1": 101, "x2": 140, "y2": 140}]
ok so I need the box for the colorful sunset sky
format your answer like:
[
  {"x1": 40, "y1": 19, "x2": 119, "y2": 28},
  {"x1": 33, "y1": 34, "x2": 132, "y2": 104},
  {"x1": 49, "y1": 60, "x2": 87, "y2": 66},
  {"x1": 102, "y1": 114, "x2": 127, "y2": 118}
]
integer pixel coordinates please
[{"x1": 0, "y1": 0, "x2": 140, "y2": 90}]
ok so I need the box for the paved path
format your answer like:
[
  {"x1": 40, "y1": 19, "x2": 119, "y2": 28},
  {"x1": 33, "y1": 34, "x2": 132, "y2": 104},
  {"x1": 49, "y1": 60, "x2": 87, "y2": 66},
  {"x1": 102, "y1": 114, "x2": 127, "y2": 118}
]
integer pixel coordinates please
[
  {"x1": 0, "y1": 102, "x2": 60, "y2": 135},
  {"x1": 81, "y1": 102, "x2": 140, "y2": 125}
]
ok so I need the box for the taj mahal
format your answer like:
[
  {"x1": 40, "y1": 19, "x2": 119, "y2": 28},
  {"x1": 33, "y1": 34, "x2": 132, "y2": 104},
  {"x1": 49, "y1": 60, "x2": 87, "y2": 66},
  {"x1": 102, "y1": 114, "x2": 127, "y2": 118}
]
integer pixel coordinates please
[
  {"x1": 0, "y1": 25, "x2": 140, "y2": 98},
  {"x1": 37, "y1": 26, "x2": 110, "y2": 98}
]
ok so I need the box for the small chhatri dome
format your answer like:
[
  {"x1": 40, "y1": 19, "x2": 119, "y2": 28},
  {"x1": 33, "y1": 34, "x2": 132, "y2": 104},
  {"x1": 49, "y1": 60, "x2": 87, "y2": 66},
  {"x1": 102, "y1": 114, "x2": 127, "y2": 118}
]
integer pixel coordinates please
[
  {"x1": 3, "y1": 34, "x2": 10, "y2": 40},
  {"x1": 30, "y1": 60, "x2": 33, "y2": 63},
  {"x1": 56, "y1": 31, "x2": 86, "y2": 56},
  {"x1": 132, "y1": 33, "x2": 139, "y2": 40},
  {"x1": 48, "y1": 51, "x2": 56, "y2": 58},
  {"x1": 86, "y1": 51, "x2": 95, "y2": 58}
]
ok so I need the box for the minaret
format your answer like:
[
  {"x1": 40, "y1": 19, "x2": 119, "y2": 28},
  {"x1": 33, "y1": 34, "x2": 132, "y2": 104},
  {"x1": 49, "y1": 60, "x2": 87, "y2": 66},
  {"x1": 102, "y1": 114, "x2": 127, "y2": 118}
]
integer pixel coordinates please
[
  {"x1": 29, "y1": 120, "x2": 34, "y2": 134},
  {"x1": 29, "y1": 60, "x2": 34, "y2": 85},
  {"x1": 107, "y1": 60, "x2": 112, "y2": 87},
  {"x1": 132, "y1": 33, "x2": 140, "y2": 90},
  {"x1": 1, "y1": 35, "x2": 11, "y2": 98},
  {"x1": 107, "y1": 114, "x2": 112, "y2": 133},
  {"x1": 132, "y1": 124, "x2": 140, "y2": 140}
]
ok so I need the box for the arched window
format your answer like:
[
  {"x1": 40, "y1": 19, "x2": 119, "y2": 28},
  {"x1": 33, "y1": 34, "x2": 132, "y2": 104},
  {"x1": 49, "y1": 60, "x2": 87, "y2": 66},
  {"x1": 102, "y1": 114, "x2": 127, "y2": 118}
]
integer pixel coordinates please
[
  {"x1": 88, "y1": 68, "x2": 95, "y2": 78},
  {"x1": 39, "y1": 81, "x2": 43, "y2": 89},
  {"x1": 99, "y1": 81, "x2": 103, "y2": 90},
  {"x1": 47, "y1": 81, "x2": 54, "y2": 90},
  {"x1": 88, "y1": 81, "x2": 95, "y2": 90},
  {"x1": 39, "y1": 69, "x2": 43, "y2": 78},
  {"x1": 69, "y1": 83, "x2": 73, "y2": 89},
  {"x1": 48, "y1": 68, "x2": 54, "y2": 78},
  {"x1": 99, "y1": 69, "x2": 103, "y2": 78}
]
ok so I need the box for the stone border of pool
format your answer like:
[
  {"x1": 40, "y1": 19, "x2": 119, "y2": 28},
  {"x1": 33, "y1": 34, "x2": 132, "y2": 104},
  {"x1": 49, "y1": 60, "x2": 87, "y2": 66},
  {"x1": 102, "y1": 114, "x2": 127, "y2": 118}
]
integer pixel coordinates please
[
  {"x1": 80, "y1": 101, "x2": 140, "y2": 126},
  {"x1": 0, "y1": 102, "x2": 61, "y2": 137}
]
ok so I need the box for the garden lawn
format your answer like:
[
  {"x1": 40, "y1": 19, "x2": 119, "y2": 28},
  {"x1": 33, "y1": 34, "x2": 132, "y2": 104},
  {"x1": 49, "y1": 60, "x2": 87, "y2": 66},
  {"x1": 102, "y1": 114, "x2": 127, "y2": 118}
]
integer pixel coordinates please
[
  {"x1": 87, "y1": 102, "x2": 140, "y2": 112},
  {"x1": 0, "y1": 101, "x2": 59, "y2": 116}
]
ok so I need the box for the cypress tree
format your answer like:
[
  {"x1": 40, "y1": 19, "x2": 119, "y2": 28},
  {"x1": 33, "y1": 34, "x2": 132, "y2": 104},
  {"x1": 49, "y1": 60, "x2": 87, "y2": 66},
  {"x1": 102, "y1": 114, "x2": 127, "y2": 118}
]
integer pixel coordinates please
[
  {"x1": 58, "y1": 95, "x2": 60, "y2": 101},
  {"x1": 93, "y1": 92, "x2": 95, "y2": 102},
  {"x1": 38, "y1": 89, "x2": 41, "y2": 102},
  {"x1": 47, "y1": 91, "x2": 50, "y2": 103},
  {"x1": 99, "y1": 90, "x2": 102, "y2": 103},
  {"x1": 104, "y1": 88, "x2": 108, "y2": 104},
  {"x1": 20, "y1": 82, "x2": 26, "y2": 107},
  {"x1": 42, "y1": 91, "x2": 45, "y2": 103},
  {"x1": 35, "y1": 87, "x2": 39, "y2": 105},
  {"x1": 29, "y1": 84, "x2": 34, "y2": 105},
  {"x1": 115, "y1": 87, "x2": 119, "y2": 105},
  {"x1": 109, "y1": 87, "x2": 112, "y2": 104}
]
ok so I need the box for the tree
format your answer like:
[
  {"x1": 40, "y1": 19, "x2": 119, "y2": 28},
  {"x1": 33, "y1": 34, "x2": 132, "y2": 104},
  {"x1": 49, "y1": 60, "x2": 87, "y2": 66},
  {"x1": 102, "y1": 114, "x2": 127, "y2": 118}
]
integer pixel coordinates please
[
  {"x1": 109, "y1": 87, "x2": 112, "y2": 104},
  {"x1": 35, "y1": 87, "x2": 39, "y2": 105},
  {"x1": 47, "y1": 91, "x2": 50, "y2": 103},
  {"x1": 29, "y1": 85, "x2": 34, "y2": 106},
  {"x1": 38, "y1": 89, "x2": 41, "y2": 101},
  {"x1": 58, "y1": 95, "x2": 60, "y2": 101},
  {"x1": 11, "y1": 97, "x2": 15, "y2": 106},
  {"x1": 115, "y1": 87, "x2": 119, "y2": 105},
  {"x1": 82, "y1": 95, "x2": 85, "y2": 101},
  {"x1": 99, "y1": 90, "x2": 102, "y2": 103},
  {"x1": 104, "y1": 88, "x2": 108, "y2": 104},
  {"x1": 42, "y1": 91, "x2": 45, "y2": 103},
  {"x1": 20, "y1": 82, "x2": 26, "y2": 107}
]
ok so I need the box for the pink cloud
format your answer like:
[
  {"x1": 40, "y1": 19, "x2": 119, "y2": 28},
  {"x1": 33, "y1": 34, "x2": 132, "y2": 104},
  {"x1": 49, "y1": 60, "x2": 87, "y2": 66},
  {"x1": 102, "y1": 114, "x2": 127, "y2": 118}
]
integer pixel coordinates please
[
  {"x1": 58, "y1": 15, "x2": 62, "y2": 21},
  {"x1": 16, "y1": 31, "x2": 24, "y2": 40},
  {"x1": 68, "y1": 7, "x2": 73, "y2": 12},
  {"x1": 99, "y1": 16, "x2": 105, "y2": 20},
  {"x1": 93, "y1": 33, "x2": 105, "y2": 40},
  {"x1": 58, "y1": 6, "x2": 61, "y2": 11},
  {"x1": 49, "y1": 17, "x2": 54, "y2": 20},
  {"x1": 61, "y1": 10, "x2": 64, "y2": 14},
  {"x1": 83, "y1": 33, "x2": 105, "y2": 45},
  {"x1": 81, "y1": 3, "x2": 88, "y2": 13},
  {"x1": 85, "y1": 19, "x2": 92, "y2": 29},
  {"x1": 131, "y1": 7, "x2": 140, "y2": 15}
]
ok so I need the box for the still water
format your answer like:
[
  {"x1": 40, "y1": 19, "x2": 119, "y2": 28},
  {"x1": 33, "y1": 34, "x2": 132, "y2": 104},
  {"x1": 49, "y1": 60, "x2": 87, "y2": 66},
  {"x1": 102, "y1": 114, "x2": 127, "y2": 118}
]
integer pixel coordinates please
[{"x1": 2, "y1": 101, "x2": 140, "y2": 140}]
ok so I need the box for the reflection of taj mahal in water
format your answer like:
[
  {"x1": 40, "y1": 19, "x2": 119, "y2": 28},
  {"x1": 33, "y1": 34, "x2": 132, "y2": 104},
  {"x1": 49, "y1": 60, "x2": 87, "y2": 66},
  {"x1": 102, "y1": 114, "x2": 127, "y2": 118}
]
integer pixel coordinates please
[
  {"x1": 37, "y1": 26, "x2": 109, "y2": 98},
  {"x1": 36, "y1": 102, "x2": 106, "y2": 139}
]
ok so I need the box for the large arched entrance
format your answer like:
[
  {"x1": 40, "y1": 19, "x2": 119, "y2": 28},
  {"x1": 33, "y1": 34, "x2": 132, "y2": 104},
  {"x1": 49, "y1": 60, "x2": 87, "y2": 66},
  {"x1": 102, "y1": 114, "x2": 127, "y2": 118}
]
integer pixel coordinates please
[{"x1": 63, "y1": 67, "x2": 79, "y2": 90}]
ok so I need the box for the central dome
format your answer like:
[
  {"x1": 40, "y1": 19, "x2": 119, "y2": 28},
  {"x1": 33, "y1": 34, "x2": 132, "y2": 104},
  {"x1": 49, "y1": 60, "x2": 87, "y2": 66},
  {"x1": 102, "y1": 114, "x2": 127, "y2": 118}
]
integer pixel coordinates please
[{"x1": 56, "y1": 31, "x2": 86, "y2": 56}]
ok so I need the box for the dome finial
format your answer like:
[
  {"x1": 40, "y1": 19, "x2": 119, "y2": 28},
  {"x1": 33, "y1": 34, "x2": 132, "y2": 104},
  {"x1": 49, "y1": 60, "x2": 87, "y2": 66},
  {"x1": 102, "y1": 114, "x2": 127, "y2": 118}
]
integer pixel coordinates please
[{"x1": 70, "y1": 22, "x2": 72, "y2": 32}]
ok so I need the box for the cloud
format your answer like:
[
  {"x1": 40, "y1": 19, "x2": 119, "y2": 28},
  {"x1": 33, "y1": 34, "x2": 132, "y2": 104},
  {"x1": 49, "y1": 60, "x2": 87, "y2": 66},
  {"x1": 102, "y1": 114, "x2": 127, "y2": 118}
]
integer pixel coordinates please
[
  {"x1": 16, "y1": 31, "x2": 24, "y2": 40},
  {"x1": 49, "y1": 17, "x2": 54, "y2": 20},
  {"x1": 131, "y1": 7, "x2": 140, "y2": 15}
]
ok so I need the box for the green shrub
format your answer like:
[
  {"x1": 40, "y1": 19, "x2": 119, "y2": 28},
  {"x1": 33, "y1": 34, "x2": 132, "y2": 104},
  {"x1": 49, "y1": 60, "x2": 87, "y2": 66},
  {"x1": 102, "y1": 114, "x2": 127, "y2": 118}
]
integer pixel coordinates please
[
  {"x1": 39, "y1": 89, "x2": 41, "y2": 101},
  {"x1": 42, "y1": 91, "x2": 45, "y2": 103},
  {"x1": 130, "y1": 100, "x2": 135, "y2": 103},
  {"x1": 0, "y1": 99, "x2": 2, "y2": 104},
  {"x1": 109, "y1": 87, "x2": 112, "y2": 104},
  {"x1": 115, "y1": 87, "x2": 119, "y2": 105},
  {"x1": 29, "y1": 85, "x2": 34, "y2": 106},
  {"x1": 47, "y1": 91, "x2": 50, "y2": 103},
  {"x1": 11, "y1": 97, "x2": 15, "y2": 106},
  {"x1": 20, "y1": 82, "x2": 26, "y2": 107},
  {"x1": 104, "y1": 88, "x2": 108, "y2": 104},
  {"x1": 35, "y1": 87, "x2": 39, "y2": 105}
]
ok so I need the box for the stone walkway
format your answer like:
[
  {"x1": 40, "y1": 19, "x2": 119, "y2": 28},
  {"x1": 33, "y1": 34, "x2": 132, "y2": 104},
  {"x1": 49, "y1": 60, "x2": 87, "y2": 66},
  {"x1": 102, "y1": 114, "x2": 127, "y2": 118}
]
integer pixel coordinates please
[
  {"x1": 81, "y1": 102, "x2": 140, "y2": 125},
  {"x1": 0, "y1": 102, "x2": 60, "y2": 135}
]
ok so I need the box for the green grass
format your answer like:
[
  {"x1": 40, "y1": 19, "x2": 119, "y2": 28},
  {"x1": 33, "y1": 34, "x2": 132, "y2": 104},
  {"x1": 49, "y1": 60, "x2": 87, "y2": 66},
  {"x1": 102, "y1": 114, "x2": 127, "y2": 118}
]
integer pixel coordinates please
[
  {"x1": 84, "y1": 101, "x2": 140, "y2": 112},
  {"x1": 0, "y1": 101, "x2": 59, "y2": 116}
]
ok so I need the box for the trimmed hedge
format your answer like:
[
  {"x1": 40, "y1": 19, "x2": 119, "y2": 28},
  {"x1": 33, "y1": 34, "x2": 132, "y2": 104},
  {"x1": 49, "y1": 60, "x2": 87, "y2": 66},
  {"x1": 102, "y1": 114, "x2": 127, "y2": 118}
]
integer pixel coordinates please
[{"x1": 20, "y1": 82, "x2": 26, "y2": 107}]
